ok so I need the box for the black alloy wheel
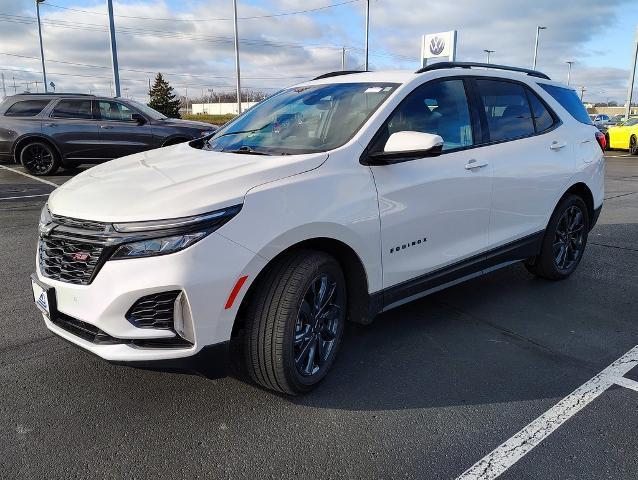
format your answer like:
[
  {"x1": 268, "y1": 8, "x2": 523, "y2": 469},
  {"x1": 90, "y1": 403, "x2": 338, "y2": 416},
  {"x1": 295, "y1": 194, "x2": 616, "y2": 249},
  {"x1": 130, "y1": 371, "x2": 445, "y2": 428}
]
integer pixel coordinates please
[
  {"x1": 630, "y1": 136, "x2": 638, "y2": 156},
  {"x1": 552, "y1": 205, "x2": 586, "y2": 272},
  {"x1": 294, "y1": 273, "x2": 342, "y2": 377},
  {"x1": 525, "y1": 194, "x2": 589, "y2": 280},
  {"x1": 243, "y1": 250, "x2": 347, "y2": 395},
  {"x1": 20, "y1": 142, "x2": 60, "y2": 175}
]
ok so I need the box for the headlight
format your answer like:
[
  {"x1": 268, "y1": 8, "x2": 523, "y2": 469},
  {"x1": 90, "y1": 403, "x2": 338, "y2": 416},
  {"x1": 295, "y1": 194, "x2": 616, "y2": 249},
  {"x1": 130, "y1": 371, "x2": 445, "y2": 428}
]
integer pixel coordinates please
[
  {"x1": 110, "y1": 205, "x2": 241, "y2": 259},
  {"x1": 112, "y1": 206, "x2": 240, "y2": 233},
  {"x1": 39, "y1": 204, "x2": 52, "y2": 231},
  {"x1": 111, "y1": 231, "x2": 209, "y2": 259}
]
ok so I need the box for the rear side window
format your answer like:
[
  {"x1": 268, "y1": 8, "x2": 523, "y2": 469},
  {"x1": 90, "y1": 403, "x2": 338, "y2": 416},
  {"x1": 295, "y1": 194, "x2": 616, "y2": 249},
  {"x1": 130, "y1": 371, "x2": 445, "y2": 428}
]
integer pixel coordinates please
[
  {"x1": 51, "y1": 99, "x2": 93, "y2": 119},
  {"x1": 476, "y1": 80, "x2": 534, "y2": 142},
  {"x1": 4, "y1": 99, "x2": 50, "y2": 117},
  {"x1": 539, "y1": 84, "x2": 592, "y2": 125},
  {"x1": 527, "y1": 91, "x2": 555, "y2": 133}
]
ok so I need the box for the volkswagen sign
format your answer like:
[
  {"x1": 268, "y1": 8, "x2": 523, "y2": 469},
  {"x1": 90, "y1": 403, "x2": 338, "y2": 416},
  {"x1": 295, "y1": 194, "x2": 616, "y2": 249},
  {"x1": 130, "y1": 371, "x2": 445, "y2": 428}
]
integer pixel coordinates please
[{"x1": 421, "y1": 30, "x2": 457, "y2": 66}]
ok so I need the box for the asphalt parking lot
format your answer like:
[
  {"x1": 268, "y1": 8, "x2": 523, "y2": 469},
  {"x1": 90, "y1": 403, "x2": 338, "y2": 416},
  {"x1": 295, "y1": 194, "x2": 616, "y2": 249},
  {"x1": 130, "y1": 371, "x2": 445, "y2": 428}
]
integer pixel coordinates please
[{"x1": 1, "y1": 153, "x2": 637, "y2": 479}]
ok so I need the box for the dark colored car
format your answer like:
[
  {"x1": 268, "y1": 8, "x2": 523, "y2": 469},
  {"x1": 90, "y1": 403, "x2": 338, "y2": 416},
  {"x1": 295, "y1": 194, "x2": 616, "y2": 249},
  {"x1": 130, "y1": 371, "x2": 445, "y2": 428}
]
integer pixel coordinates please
[{"x1": 0, "y1": 93, "x2": 217, "y2": 175}]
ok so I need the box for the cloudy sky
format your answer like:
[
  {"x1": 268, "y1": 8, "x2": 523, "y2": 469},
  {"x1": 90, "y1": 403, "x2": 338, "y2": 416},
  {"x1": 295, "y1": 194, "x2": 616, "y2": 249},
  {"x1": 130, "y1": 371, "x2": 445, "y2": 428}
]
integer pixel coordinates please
[{"x1": 0, "y1": 0, "x2": 637, "y2": 104}]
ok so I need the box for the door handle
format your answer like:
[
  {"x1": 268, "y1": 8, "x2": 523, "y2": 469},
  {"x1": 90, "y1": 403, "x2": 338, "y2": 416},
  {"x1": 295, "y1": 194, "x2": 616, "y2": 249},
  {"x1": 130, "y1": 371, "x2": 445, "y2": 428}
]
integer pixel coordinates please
[
  {"x1": 464, "y1": 159, "x2": 488, "y2": 170},
  {"x1": 550, "y1": 141, "x2": 567, "y2": 150},
  {"x1": 100, "y1": 125, "x2": 113, "y2": 129}
]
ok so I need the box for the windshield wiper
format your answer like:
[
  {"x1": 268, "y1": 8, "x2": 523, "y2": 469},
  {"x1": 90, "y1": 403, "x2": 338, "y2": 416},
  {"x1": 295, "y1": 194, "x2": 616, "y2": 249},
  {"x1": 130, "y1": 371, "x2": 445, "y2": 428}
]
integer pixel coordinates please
[
  {"x1": 222, "y1": 146, "x2": 271, "y2": 156},
  {"x1": 215, "y1": 121, "x2": 273, "y2": 138}
]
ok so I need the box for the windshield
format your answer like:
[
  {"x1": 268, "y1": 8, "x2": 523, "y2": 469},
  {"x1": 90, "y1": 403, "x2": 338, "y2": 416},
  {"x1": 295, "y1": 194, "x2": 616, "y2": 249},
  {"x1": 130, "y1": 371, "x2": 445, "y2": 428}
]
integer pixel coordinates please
[
  {"x1": 205, "y1": 82, "x2": 398, "y2": 155},
  {"x1": 126, "y1": 99, "x2": 167, "y2": 120},
  {"x1": 622, "y1": 118, "x2": 638, "y2": 126}
]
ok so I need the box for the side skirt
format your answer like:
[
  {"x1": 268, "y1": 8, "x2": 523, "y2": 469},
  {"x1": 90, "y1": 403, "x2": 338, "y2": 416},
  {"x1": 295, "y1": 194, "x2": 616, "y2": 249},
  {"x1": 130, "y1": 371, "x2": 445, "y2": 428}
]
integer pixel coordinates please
[{"x1": 369, "y1": 231, "x2": 544, "y2": 316}]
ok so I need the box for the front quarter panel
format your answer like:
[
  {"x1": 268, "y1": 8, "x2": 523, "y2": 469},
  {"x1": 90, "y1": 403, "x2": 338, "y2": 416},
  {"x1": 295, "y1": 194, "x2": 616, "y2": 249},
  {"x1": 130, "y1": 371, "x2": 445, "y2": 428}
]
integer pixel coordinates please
[{"x1": 217, "y1": 148, "x2": 383, "y2": 294}]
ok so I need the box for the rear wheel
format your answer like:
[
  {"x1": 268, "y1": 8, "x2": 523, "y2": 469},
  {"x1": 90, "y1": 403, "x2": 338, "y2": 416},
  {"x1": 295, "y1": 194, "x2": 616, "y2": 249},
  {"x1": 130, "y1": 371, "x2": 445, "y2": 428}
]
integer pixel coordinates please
[
  {"x1": 244, "y1": 250, "x2": 346, "y2": 395},
  {"x1": 20, "y1": 141, "x2": 60, "y2": 175},
  {"x1": 526, "y1": 195, "x2": 589, "y2": 280},
  {"x1": 604, "y1": 133, "x2": 611, "y2": 151},
  {"x1": 630, "y1": 135, "x2": 638, "y2": 155}
]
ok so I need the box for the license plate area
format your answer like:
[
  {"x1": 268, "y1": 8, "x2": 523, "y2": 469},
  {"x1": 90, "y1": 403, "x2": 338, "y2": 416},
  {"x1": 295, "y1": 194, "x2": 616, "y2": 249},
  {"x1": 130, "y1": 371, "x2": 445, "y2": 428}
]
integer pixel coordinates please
[{"x1": 31, "y1": 274, "x2": 57, "y2": 319}]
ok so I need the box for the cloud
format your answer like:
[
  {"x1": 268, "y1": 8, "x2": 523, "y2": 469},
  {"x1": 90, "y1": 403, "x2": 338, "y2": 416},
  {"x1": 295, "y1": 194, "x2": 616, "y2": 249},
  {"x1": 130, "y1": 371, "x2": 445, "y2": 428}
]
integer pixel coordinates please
[{"x1": 0, "y1": 0, "x2": 635, "y2": 103}]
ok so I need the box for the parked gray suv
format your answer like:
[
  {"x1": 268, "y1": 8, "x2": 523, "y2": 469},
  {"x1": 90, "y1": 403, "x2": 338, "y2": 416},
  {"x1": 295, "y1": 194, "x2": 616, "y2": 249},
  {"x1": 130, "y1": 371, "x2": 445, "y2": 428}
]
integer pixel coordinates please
[{"x1": 0, "y1": 93, "x2": 217, "y2": 175}]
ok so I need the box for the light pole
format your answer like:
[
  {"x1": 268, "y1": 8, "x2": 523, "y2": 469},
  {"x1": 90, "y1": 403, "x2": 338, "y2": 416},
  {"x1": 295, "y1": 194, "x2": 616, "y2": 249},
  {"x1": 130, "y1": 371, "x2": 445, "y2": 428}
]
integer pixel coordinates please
[
  {"x1": 579, "y1": 86, "x2": 586, "y2": 102},
  {"x1": 232, "y1": 0, "x2": 242, "y2": 114},
  {"x1": 532, "y1": 26, "x2": 546, "y2": 70},
  {"x1": 625, "y1": 25, "x2": 638, "y2": 120},
  {"x1": 342, "y1": 47, "x2": 346, "y2": 70},
  {"x1": 364, "y1": 0, "x2": 370, "y2": 71},
  {"x1": 107, "y1": 0, "x2": 121, "y2": 97},
  {"x1": 566, "y1": 61, "x2": 574, "y2": 86},
  {"x1": 35, "y1": 0, "x2": 48, "y2": 92},
  {"x1": 484, "y1": 49, "x2": 494, "y2": 64}
]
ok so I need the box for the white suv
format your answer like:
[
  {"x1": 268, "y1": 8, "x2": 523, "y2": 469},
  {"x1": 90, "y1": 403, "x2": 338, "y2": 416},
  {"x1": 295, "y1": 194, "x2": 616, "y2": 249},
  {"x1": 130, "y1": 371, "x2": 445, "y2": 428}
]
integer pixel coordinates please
[{"x1": 32, "y1": 63, "x2": 605, "y2": 394}]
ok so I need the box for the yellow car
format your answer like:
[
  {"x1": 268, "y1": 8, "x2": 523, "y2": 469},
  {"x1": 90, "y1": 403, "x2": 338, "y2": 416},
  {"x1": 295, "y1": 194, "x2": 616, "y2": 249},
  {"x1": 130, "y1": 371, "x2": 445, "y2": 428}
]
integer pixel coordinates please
[{"x1": 606, "y1": 117, "x2": 638, "y2": 155}]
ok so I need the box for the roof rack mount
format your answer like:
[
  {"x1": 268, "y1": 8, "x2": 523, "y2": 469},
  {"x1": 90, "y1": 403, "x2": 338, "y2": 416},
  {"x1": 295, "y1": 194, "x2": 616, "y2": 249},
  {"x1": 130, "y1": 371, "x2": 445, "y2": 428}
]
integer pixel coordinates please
[
  {"x1": 415, "y1": 62, "x2": 551, "y2": 80},
  {"x1": 312, "y1": 70, "x2": 367, "y2": 80}
]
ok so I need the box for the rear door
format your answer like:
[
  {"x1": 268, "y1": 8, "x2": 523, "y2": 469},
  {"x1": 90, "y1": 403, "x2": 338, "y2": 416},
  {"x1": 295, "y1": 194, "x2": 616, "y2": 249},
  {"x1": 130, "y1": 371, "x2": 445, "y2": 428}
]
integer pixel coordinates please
[
  {"x1": 473, "y1": 78, "x2": 572, "y2": 248},
  {"x1": 44, "y1": 98, "x2": 102, "y2": 161},
  {"x1": 95, "y1": 100, "x2": 156, "y2": 158}
]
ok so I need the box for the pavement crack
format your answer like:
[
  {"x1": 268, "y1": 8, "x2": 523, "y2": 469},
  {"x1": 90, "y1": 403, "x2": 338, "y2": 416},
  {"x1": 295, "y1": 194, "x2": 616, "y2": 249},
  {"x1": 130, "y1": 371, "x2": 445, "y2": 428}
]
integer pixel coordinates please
[
  {"x1": 604, "y1": 191, "x2": 638, "y2": 200},
  {"x1": 589, "y1": 242, "x2": 638, "y2": 253}
]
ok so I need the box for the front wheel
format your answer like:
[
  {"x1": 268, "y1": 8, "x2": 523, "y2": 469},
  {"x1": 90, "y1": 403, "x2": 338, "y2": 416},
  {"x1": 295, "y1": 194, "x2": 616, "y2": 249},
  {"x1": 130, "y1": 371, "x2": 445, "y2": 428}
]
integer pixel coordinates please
[
  {"x1": 20, "y1": 141, "x2": 60, "y2": 175},
  {"x1": 526, "y1": 195, "x2": 589, "y2": 280},
  {"x1": 630, "y1": 135, "x2": 638, "y2": 156},
  {"x1": 244, "y1": 250, "x2": 346, "y2": 395}
]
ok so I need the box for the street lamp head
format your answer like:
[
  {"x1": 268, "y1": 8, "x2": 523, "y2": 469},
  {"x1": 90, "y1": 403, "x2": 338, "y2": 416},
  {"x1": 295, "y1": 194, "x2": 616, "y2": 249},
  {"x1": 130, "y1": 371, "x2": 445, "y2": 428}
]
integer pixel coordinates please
[
  {"x1": 36, "y1": 0, "x2": 46, "y2": 4},
  {"x1": 538, "y1": 26, "x2": 547, "y2": 30}
]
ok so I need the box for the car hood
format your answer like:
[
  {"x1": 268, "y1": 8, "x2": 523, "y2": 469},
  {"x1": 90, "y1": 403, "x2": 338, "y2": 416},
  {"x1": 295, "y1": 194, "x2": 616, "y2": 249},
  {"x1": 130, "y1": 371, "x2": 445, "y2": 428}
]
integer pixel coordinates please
[
  {"x1": 48, "y1": 143, "x2": 328, "y2": 222},
  {"x1": 157, "y1": 118, "x2": 216, "y2": 129}
]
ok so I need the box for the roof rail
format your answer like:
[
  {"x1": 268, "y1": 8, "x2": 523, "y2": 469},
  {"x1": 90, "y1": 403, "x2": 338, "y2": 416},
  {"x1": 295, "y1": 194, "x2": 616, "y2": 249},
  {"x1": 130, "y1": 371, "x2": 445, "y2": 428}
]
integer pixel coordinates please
[
  {"x1": 415, "y1": 62, "x2": 551, "y2": 80},
  {"x1": 312, "y1": 70, "x2": 366, "y2": 80},
  {"x1": 14, "y1": 92, "x2": 95, "y2": 96}
]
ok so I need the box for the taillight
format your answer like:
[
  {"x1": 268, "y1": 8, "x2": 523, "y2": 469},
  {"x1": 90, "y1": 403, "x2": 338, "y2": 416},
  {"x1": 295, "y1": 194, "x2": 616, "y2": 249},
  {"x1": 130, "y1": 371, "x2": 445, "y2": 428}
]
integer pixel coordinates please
[{"x1": 595, "y1": 131, "x2": 606, "y2": 151}]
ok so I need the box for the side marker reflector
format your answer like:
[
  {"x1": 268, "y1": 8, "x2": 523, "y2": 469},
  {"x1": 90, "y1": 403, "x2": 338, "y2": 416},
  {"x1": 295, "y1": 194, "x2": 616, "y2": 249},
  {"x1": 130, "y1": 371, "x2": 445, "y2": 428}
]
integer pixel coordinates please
[{"x1": 225, "y1": 275, "x2": 248, "y2": 310}]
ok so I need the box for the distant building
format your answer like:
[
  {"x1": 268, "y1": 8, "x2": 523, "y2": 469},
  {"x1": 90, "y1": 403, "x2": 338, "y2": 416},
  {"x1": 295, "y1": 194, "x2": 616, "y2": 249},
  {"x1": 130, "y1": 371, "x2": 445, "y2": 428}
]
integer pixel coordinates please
[{"x1": 191, "y1": 102, "x2": 257, "y2": 115}]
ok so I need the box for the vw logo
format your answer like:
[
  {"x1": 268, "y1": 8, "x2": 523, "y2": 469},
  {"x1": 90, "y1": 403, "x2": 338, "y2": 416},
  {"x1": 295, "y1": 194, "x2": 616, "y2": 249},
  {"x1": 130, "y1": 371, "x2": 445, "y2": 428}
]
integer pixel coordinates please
[{"x1": 429, "y1": 36, "x2": 445, "y2": 55}]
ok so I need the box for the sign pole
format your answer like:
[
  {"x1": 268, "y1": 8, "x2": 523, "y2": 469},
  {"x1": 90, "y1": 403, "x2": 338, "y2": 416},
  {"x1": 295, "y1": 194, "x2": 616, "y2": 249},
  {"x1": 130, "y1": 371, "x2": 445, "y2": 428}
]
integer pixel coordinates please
[{"x1": 625, "y1": 25, "x2": 638, "y2": 120}]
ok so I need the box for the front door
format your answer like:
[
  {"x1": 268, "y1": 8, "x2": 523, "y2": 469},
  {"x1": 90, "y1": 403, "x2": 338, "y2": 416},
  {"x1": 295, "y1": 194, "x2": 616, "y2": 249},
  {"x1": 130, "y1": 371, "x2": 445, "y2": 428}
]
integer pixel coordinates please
[
  {"x1": 95, "y1": 100, "x2": 156, "y2": 159},
  {"x1": 368, "y1": 78, "x2": 492, "y2": 300}
]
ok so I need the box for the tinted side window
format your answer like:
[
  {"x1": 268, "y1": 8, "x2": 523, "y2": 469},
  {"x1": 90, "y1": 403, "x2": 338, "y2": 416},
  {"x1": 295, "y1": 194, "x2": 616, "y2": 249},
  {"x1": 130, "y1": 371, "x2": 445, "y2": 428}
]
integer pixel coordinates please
[
  {"x1": 539, "y1": 84, "x2": 592, "y2": 125},
  {"x1": 477, "y1": 80, "x2": 534, "y2": 142},
  {"x1": 374, "y1": 79, "x2": 473, "y2": 152},
  {"x1": 51, "y1": 99, "x2": 93, "y2": 119},
  {"x1": 98, "y1": 101, "x2": 135, "y2": 121},
  {"x1": 4, "y1": 99, "x2": 50, "y2": 117},
  {"x1": 527, "y1": 90, "x2": 555, "y2": 133}
]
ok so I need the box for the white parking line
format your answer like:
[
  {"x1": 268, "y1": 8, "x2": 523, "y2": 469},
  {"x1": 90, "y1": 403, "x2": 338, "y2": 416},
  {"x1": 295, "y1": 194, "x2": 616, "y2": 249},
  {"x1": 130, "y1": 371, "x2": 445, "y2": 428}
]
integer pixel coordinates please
[
  {"x1": 456, "y1": 345, "x2": 638, "y2": 480},
  {"x1": 0, "y1": 193, "x2": 50, "y2": 201},
  {"x1": 605, "y1": 154, "x2": 632, "y2": 158},
  {"x1": 0, "y1": 164, "x2": 60, "y2": 187}
]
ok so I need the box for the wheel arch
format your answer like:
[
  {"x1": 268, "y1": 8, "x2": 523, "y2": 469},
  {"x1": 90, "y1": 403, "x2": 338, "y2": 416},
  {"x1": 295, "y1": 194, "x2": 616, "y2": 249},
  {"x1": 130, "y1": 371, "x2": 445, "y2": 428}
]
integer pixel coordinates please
[
  {"x1": 161, "y1": 135, "x2": 193, "y2": 147},
  {"x1": 559, "y1": 182, "x2": 595, "y2": 225},
  {"x1": 232, "y1": 237, "x2": 373, "y2": 340},
  {"x1": 13, "y1": 134, "x2": 62, "y2": 164}
]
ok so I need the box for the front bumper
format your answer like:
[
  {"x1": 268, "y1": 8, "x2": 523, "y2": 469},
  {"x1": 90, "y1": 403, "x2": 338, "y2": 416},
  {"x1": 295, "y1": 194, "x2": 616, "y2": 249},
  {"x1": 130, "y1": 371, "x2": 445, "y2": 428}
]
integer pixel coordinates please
[{"x1": 35, "y1": 231, "x2": 266, "y2": 362}]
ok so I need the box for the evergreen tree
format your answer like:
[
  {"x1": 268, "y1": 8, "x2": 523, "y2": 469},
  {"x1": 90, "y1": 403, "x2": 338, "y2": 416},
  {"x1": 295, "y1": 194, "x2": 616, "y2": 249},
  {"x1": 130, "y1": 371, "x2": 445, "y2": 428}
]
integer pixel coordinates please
[{"x1": 148, "y1": 73, "x2": 181, "y2": 118}]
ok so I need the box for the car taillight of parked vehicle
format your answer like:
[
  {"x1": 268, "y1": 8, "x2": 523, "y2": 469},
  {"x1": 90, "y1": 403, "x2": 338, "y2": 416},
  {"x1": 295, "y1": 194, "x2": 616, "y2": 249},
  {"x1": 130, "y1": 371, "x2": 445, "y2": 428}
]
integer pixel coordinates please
[{"x1": 595, "y1": 131, "x2": 606, "y2": 151}]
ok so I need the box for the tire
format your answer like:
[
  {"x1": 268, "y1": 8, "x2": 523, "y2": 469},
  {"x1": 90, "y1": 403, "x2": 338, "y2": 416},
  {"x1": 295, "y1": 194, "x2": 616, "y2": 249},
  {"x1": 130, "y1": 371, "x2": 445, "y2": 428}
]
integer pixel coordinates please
[
  {"x1": 20, "y1": 141, "x2": 60, "y2": 175},
  {"x1": 630, "y1": 135, "x2": 638, "y2": 156},
  {"x1": 525, "y1": 194, "x2": 589, "y2": 280},
  {"x1": 244, "y1": 250, "x2": 347, "y2": 395},
  {"x1": 604, "y1": 133, "x2": 611, "y2": 151}
]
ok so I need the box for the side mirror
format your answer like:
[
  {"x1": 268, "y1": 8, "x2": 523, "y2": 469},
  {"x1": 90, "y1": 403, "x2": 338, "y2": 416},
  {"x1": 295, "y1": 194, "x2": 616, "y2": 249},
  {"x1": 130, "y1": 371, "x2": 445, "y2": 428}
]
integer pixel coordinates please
[
  {"x1": 366, "y1": 131, "x2": 444, "y2": 165},
  {"x1": 131, "y1": 113, "x2": 146, "y2": 125}
]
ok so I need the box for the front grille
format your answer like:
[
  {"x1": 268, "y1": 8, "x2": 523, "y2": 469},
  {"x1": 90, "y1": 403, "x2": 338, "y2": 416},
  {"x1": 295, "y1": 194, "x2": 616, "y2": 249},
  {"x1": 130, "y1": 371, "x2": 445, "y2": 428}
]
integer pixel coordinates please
[
  {"x1": 39, "y1": 236, "x2": 106, "y2": 285},
  {"x1": 126, "y1": 291, "x2": 181, "y2": 329},
  {"x1": 51, "y1": 215, "x2": 108, "y2": 231}
]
